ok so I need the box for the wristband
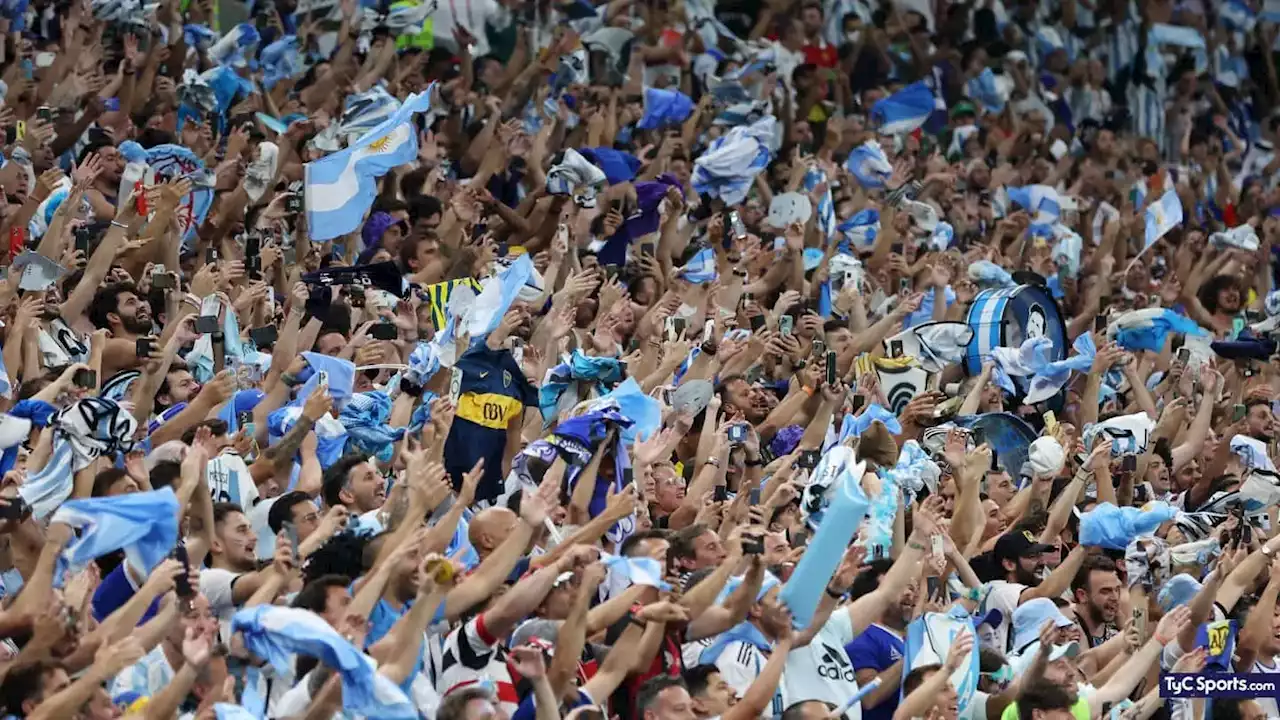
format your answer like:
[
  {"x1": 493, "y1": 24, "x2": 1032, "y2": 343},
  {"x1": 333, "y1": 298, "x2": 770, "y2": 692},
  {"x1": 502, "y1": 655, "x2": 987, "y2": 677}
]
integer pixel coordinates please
[
  {"x1": 400, "y1": 377, "x2": 424, "y2": 398},
  {"x1": 802, "y1": 385, "x2": 815, "y2": 396},
  {"x1": 706, "y1": 457, "x2": 721, "y2": 468},
  {"x1": 111, "y1": 220, "x2": 129, "y2": 230},
  {"x1": 745, "y1": 458, "x2": 763, "y2": 467},
  {"x1": 281, "y1": 372, "x2": 303, "y2": 387},
  {"x1": 825, "y1": 586, "x2": 845, "y2": 599}
]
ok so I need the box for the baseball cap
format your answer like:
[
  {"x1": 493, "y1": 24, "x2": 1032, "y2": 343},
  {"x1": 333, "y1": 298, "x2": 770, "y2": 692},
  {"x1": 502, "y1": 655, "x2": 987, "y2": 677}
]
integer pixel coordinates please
[
  {"x1": 994, "y1": 530, "x2": 1055, "y2": 565},
  {"x1": 1008, "y1": 640, "x2": 1079, "y2": 676},
  {"x1": 1010, "y1": 598, "x2": 1076, "y2": 653}
]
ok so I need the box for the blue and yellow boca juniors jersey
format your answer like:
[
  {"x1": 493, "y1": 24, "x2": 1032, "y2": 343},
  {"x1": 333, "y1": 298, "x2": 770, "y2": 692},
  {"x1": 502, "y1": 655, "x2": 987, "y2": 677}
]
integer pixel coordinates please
[{"x1": 444, "y1": 345, "x2": 538, "y2": 504}]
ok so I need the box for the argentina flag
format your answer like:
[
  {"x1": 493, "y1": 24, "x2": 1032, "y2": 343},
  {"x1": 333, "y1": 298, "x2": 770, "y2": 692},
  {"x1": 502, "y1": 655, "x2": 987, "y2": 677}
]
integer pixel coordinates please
[
  {"x1": 305, "y1": 88, "x2": 434, "y2": 241},
  {"x1": 870, "y1": 81, "x2": 935, "y2": 135},
  {"x1": 1005, "y1": 184, "x2": 1060, "y2": 236},
  {"x1": 207, "y1": 22, "x2": 261, "y2": 66},
  {"x1": 232, "y1": 606, "x2": 416, "y2": 720},
  {"x1": 691, "y1": 117, "x2": 775, "y2": 205},
  {"x1": 803, "y1": 167, "x2": 835, "y2": 243},
  {"x1": 1144, "y1": 189, "x2": 1183, "y2": 250},
  {"x1": 845, "y1": 140, "x2": 892, "y2": 189},
  {"x1": 339, "y1": 85, "x2": 403, "y2": 141}
]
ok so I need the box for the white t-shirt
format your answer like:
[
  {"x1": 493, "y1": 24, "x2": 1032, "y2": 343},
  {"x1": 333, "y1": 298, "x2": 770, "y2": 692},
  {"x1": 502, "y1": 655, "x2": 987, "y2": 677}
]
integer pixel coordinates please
[
  {"x1": 429, "y1": 0, "x2": 505, "y2": 57},
  {"x1": 960, "y1": 689, "x2": 990, "y2": 720},
  {"x1": 199, "y1": 567, "x2": 243, "y2": 641},
  {"x1": 780, "y1": 609, "x2": 861, "y2": 720},
  {"x1": 1249, "y1": 656, "x2": 1280, "y2": 718},
  {"x1": 980, "y1": 581, "x2": 1028, "y2": 652}
]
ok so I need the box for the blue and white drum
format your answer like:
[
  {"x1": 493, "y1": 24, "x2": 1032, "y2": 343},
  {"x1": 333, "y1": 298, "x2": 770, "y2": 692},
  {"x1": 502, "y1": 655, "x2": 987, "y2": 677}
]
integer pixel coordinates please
[{"x1": 964, "y1": 285, "x2": 1067, "y2": 392}]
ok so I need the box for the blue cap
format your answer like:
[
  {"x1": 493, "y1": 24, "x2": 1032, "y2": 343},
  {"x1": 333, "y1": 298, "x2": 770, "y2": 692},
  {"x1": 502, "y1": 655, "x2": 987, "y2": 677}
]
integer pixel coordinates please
[
  {"x1": 1010, "y1": 597, "x2": 1074, "y2": 653},
  {"x1": 1157, "y1": 573, "x2": 1203, "y2": 613}
]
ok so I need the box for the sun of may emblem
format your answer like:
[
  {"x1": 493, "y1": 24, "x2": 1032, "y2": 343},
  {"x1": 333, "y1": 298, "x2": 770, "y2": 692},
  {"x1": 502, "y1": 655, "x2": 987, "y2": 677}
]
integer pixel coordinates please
[{"x1": 368, "y1": 136, "x2": 393, "y2": 152}]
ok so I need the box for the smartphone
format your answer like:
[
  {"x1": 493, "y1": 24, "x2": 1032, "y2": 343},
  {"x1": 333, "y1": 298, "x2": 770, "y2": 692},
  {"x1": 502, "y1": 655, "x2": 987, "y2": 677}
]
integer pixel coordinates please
[
  {"x1": 712, "y1": 486, "x2": 728, "y2": 502},
  {"x1": 779, "y1": 315, "x2": 794, "y2": 336},
  {"x1": 237, "y1": 409, "x2": 254, "y2": 430},
  {"x1": 316, "y1": 370, "x2": 329, "y2": 387},
  {"x1": 604, "y1": 264, "x2": 620, "y2": 280},
  {"x1": 135, "y1": 337, "x2": 154, "y2": 358},
  {"x1": 791, "y1": 528, "x2": 809, "y2": 546},
  {"x1": 727, "y1": 423, "x2": 747, "y2": 444},
  {"x1": 889, "y1": 340, "x2": 904, "y2": 358},
  {"x1": 9, "y1": 226, "x2": 24, "y2": 252},
  {"x1": 1233, "y1": 403, "x2": 1247, "y2": 422},
  {"x1": 205, "y1": 248, "x2": 218, "y2": 264},
  {"x1": 970, "y1": 428, "x2": 986, "y2": 448},
  {"x1": 850, "y1": 393, "x2": 866, "y2": 414},
  {"x1": 1094, "y1": 314, "x2": 1108, "y2": 333},
  {"x1": 36, "y1": 106, "x2": 52, "y2": 123},
  {"x1": 244, "y1": 234, "x2": 260, "y2": 259},
  {"x1": 285, "y1": 193, "x2": 303, "y2": 214},
  {"x1": 813, "y1": 340, "x2": 826, "y2": 358},
  {"x1": 640, "y1": 242, "x2": 655, "y2": 256},
  {"x1": 172, "y1": 542, "x2": 194, "y2": 599},
  {"x1": 195, "y1": 315, "x2": 220, "y2": 334},
  {"x1": 899, "y1": 277, "x2": 911, "y2": 296},
  {"x1": 703, "y1": 318, "x2": 715, "y2": 342},
  {"x1": 742, "y1": 534, "x2": 765, "y2": 555},
  {"x1": 349, "y1": 287, "x2": 366, "y2": 308},
  {"x1": 72, "y1": 368, "x2": 96, "y2": 388},
  {"x1": 825, "y1": 350, "x2": 838, "y2": 385},
  {"x1": 371, "y1": 323, "x2": 398, "y2": 340},
  {"x1": 151, "y1": 265, "x2": 175, "y2": 289},
  {"x1": 1043, "y1": 410, "x2": 1058, "y2": 435},
  {"x1": 748, "y1": 485, "x2": 763, "y2": 504},
  {"x1": 749, "y1": 314, "x2": 766, "y2": 332},
  {"x1": 449, "y1": 367, "x2": 463, "y2": 404},
  {"x1": 74, "y1": 226, "x2": 90, "y2": 255},
  {"x1": 798, "y1": 449, "x2": 820, "y2": 469},
  {"x1": 931, "y1": 534, "x2": 944, "y2": 557},
  {"x1": 728, "y1": 210, "x2": 747, "y2": 240},
  {"x1": 250, "y1": 325, "x2": 279, "y2": 347},
  {"x1": 0, "y1": 496, "x2": 30, "y2": 521},
  {"x1": 926, "y1": 576, "x2": 943, "y2": 602},
  {"x1": 1177, "y1": 347, "x2": 1191, "y2": 364},
  {"x1": 134, "y1": 180, "x2": 148, "y2": 215},
  {"x1": 1121, "y1": 454, "x2": 1137, "y2": 473},
  {"x1": 282, "y1": 520, "x2": 300, "y2": 563}
]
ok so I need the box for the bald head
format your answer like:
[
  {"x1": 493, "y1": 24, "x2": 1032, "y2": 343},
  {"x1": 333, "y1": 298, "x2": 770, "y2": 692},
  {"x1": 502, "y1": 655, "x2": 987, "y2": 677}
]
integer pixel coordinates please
[{"x1": 468, "y1": 507, "x2": 519, "y2": 557}]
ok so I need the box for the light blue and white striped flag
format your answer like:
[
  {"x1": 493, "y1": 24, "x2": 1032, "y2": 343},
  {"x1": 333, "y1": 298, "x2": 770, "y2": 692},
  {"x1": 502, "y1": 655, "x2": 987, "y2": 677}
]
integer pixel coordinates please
[
  {"x1": 966, "y1": 68, "x2": 1005, "y2": 114},
  {"x1": 1006, "y1": 184, "x2": 1061, "y2": 236},
  {"x1": 845, "y1": 140, "x2": 892, "y2": 189},
  {"x1": 464, "y1": 253, "x2": 535, "y2": 337},
  {"x1": 1221, "y1": 0, "x2": 1256, "y2": 31},
  {"x1": 691, "y1": 117, "x2": 775, "y2": 205},
  {"x1": 1144, "y1": 189, "x2": 1183, "y2": 250},
  {"x1": 870, "y1": 81, "x2": 935, "y2": 135},
  {"x1": 804, "y1": 167, "x2": 835, "y2": 243},
  {"x1": 232, "y1": 606, "x2": 416, "y2": 720},
  {"x1": 305, "y1": 88, "x2": 434, "y2": 241},
  {"x1": 601, "y1": 552, "x2": 671, "y2": 598},
  {"x1": 679, "y1": 247, "x2": 718, "y2": 284},
  {"x1": 206, "y1": 22, "x2": 260, "y2": 66},
  {"x1": 339, "y1": 85, "x2": 403, "y2": 140},
  {"x1": 52, "y1": 488, "x2": 179, "y2": 575}
]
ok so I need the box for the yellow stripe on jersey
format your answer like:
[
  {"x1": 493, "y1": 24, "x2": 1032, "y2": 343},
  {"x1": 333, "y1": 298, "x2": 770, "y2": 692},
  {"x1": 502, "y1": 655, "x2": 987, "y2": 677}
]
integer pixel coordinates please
[{"x1": 456, "y1": 392, "x2": 523, "y2": 430}]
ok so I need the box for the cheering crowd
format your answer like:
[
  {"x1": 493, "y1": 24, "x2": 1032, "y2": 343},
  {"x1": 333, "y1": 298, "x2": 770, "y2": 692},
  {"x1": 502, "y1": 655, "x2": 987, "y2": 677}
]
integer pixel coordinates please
[{"x1": 2, "y1": 0, "x2": 1280, "y2": 717}]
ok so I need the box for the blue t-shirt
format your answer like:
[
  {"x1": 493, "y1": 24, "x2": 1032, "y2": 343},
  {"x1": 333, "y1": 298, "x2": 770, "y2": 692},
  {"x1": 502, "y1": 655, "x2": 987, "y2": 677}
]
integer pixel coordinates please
[{"x1": 844, "y1": 624, "x2": 904, "y2": 720}]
